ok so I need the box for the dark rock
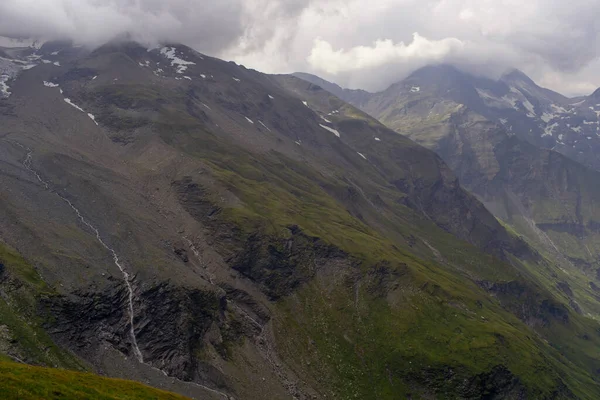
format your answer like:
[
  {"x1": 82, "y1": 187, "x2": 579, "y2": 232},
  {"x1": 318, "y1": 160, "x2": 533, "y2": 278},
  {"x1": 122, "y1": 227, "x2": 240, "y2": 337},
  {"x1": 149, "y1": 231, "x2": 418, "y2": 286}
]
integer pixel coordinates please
[
  {"x1": 556, "y1": 281, "x2": 574, "y2": 298},
  {"x1": 173, "y1": 247, "x2": 189, "y2": 263},
  {"x1": 42, "y1": 281, "x2": 232, "y2": 390},
  {"x1": 478, "y1": 280, "x2": 570, "y2": 326}
]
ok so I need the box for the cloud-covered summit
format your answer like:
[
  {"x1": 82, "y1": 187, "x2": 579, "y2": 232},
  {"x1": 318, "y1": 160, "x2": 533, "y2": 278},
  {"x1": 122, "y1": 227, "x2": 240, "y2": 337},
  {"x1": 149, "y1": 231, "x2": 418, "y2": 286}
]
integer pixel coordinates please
[{"x1": 1, "y1": 0, "x2": 600, "y2": 96}]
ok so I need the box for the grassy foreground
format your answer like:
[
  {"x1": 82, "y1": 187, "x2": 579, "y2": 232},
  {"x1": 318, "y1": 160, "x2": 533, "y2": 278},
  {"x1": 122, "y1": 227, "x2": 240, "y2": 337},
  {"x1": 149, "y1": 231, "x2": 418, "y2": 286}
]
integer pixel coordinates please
[{"x1": 0, "y1": 361, "x2": 189, "y2": 400}]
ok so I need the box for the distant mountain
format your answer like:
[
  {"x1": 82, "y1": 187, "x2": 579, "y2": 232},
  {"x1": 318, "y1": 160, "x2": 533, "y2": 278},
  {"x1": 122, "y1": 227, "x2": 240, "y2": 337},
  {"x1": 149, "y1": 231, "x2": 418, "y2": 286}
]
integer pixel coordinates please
[
  {"x1": 299, "y1": 65, "x2": 600, "y2": 172},
  {"x1": 2, "y1": 42, "x2": 600, "y2": 399},
  {"x1": 296, "y1": 65, "x2": 600, "y2": 318},
  {"x1": 292, "y1": 72, "x2": 371, "y2": 105}
]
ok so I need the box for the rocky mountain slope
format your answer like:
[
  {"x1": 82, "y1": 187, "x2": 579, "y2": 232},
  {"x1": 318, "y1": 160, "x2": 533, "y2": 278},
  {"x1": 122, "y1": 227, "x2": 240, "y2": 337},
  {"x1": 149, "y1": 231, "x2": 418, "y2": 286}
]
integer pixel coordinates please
[
  {"x1": 1, "y1": 41, "x2": 600, "y2": 399},
  {"x1": 296, "y1": 66, "x2": 600, "y2": 319},
  {"x1": 296, "y1": 66, "x2": 600, "y2": 173}
]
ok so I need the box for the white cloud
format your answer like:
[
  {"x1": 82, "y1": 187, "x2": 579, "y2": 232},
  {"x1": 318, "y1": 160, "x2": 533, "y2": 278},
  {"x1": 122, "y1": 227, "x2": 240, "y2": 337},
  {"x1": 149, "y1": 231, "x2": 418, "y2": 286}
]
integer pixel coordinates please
[{"x1": 307, "y1": 33, "x2": 465, "y2": 75}]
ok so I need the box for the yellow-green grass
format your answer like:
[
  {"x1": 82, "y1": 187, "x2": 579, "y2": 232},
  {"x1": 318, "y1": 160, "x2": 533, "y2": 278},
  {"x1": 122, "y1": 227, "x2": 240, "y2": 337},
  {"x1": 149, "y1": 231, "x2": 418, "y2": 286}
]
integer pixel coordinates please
[{"x1": 0, "y1": 361, "x2": 190, "y2": 400}]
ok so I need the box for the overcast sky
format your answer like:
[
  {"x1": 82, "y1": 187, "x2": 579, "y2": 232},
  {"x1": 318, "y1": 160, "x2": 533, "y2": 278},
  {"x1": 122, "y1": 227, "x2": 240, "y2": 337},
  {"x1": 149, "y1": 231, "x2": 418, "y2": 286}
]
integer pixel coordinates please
[{"x1": 1, "y1": 0, "x2": 599, "y2": 96}]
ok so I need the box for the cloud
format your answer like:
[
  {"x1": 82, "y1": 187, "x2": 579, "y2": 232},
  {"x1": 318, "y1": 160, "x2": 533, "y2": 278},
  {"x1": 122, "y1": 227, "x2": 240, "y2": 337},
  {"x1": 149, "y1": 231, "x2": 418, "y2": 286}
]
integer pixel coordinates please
[
  {"x1": 307, "y1": 34, "x2": 465, "y2": 75},
  {"x1": 0, "y1": 0, "x2": 264, "y2": 54},
  {"x1": 1, "y1": 0, "x2": 600, "y2": 95}
]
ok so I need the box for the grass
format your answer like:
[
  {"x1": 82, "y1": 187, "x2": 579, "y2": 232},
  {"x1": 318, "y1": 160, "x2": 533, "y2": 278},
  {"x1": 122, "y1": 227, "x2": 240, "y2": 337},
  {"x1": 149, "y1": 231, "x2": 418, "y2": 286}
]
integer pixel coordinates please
[
  {"x1": 0, "y1": 361, "x2": 189, "y2": 400},
  {"x1": 0, "y1": 243, "x2": 83, "y2": 369},
  {"x1": 275, "y1": 265, "x2": 600, "y2": 399}
]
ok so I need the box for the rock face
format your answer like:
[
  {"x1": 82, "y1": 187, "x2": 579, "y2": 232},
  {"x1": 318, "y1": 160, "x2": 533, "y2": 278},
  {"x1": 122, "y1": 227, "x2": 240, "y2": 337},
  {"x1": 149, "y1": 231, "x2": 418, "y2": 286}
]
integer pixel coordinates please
[
  {"x1": 2, "y1": 41, "x2": 600, "y2": 399},
  {"x1": 46, "y1": 282, "x2": 232, "y2": 386}
]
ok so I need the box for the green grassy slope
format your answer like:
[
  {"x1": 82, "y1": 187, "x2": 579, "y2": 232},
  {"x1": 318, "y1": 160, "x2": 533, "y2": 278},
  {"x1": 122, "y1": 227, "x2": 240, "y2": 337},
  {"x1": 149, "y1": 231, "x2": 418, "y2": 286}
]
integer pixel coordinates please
[
  {"x1": 153, "y1": 96, "x2": 600, "y2": 397},
  {"x1": 0, "y1": 361, "x2": 189, "y2": 400}
]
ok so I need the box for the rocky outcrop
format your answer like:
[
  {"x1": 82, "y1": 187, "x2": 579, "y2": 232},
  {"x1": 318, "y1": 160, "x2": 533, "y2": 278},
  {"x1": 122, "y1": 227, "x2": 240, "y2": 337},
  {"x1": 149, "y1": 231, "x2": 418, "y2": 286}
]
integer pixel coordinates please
[
  {"x1": 228, "y1": 225, "x2": 352, "y2": 299},
  {"x1": 410, "y1": 364, "x2": 573, "y2": 399},
  {"x1": 478, "y1": 280, "x2": 570, "y2": 327},
  {"x1": 43, "y1": 280, "x2": 236, "y2": 388}
]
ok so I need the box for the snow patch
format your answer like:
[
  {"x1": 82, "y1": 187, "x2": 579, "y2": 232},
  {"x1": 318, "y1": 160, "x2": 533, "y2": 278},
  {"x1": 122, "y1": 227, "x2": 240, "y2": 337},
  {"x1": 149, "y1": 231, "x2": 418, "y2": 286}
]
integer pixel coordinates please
[
  {"x1": 542, "y1": 123, "x2": 558, "y2": 137},
  {"x1": 302, "y1": 101, "x2": 309, "y2": 108},
  {"x1": 245, "y1": 116, "x2": 254, "y2": 124},
  {"x1": 540, "y1": 112, "x2": 555, "y2": 123},
  {"x1": 501, "y1": 94, "x2": 519, "y2": 110},
  {"x1": 50, "y1": 51, "x2": 60, "y2": 56},
  {"x1": 258, "y1": 121, "x2": 271, "y2": 131},
  {"x1": 232, "y1": 77, "x2": 241, "y2": 82},
  {"x1": 357, "y1": 152, "x2": 367, "y2": 160},
  {"x1": 374, "y1": 137, "x2": 381, "y2": 141},
  {"x1": 87, "y1": 113, "x2": 99, "y2": 125},
  {"x1": 160, "y1": 47, "x2": 196, "y2": 74},
  {"x1": 521, "y1": 98, "x2": 536, "y2": 118},
  {"x1": 53, "y1": 61, "x2": 60, "y2": 67},
  {"x1": 43, "y1": 81, "x2": 59, "y2": 87},
  {"x1": 201, "y1": 103, "x2": 211, "y2": 110},
  {"x1": 0, "y1": 76, "x2": 10, "y2": 98},
  {"x1": 200, "y1": 74, "x2": 206, "y2": 79},
  {"x1": 268, "y1": 95, "x2": 274, "y2": 99},
  {"x1": 92, "y1": 75, "x2": 97, "y2": 80},
  {"x1": 551, "y1": 104, "x2": 567, "y2": 113},
  {"x1": 320, "y1": 115, "x2": 331, "y2": 123},
  {"x1": 571, "y1": 126, "x2": 582, "y2": 133},
  {"x1": 319, "y1": 124, "x2": 340, "y2": 137},
  {"x1": 64, "y1": 98, "x2": 85, "y2": 113},
  {"x1": 184, "y1": 76, "x2": 192, "y2": 80},
  {"x1": 410, "y1": 86, "x2": 420, "y2": 93}
]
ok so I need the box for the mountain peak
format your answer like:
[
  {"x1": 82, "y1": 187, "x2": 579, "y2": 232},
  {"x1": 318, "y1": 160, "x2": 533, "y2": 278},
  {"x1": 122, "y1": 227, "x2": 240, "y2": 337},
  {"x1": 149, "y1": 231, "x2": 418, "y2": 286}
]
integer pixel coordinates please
[
  {"x1": 407, "y1": 64, "x2": 464, "y2": 80},
  {"x1": 500, "y1": 68, "x2": 536, "y2": 86},
  {"x1": 590, "y1": 87, "x2": 600, "y2": 99}
]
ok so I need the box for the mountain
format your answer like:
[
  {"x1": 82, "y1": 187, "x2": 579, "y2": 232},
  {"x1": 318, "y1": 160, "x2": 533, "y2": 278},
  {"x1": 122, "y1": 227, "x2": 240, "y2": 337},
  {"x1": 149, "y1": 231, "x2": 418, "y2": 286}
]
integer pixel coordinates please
[
  {"x1": 292, "y1": 72, "x2": 371, "y2": 106},
  {"x1": 296, "y1": 65, "x2": 600, "y2": 317},
  {"x1": 299, "y1": 65, "x2": 600, "y2": 173},
  {"x1": 2, "y1": 41, "x2": 600, "y2": 399}
]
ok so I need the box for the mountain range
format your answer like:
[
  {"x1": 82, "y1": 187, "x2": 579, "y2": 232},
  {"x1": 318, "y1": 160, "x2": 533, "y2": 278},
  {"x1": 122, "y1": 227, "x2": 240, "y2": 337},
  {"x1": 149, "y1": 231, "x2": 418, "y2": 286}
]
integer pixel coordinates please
[
  {"x1": 1, "y1": 39, "x2": 600, "y2": 399},
  {"x1": 297, "y1": 65, "x2": 600, "y2": 315}
]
